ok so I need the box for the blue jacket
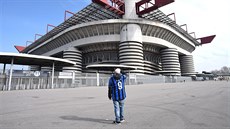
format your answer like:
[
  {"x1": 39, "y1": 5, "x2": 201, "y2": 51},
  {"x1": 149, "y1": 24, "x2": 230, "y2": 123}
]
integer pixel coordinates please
[{"x1": 108, "y1": 74, "x2": 126, "y2": 101}]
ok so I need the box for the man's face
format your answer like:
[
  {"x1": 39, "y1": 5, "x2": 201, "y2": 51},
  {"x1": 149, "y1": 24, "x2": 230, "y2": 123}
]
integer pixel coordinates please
[{"x1": 114, "y1": 73, "x2": 121, "y2": 80}]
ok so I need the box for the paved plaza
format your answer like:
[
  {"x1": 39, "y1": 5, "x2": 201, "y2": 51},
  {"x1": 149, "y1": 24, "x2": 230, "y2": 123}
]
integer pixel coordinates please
[{"x1": 0, "y1": 81, "x2": 230, "y2": 129}]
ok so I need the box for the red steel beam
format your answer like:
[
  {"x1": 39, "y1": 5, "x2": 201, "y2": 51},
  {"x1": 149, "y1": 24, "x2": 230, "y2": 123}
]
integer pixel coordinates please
[
  {"x1": 92, "y1": 0, "x2": 124, "y2": 15},
  {"x1": 136, "y1": 0, "x2": 151, "y2": 6},
  {"x1": 101, "y1": 0, "x2": 109, "y2": 4},
  {"x1": 167, "y1": 13, "x2": 176, "y2": 23},
  {"x1": 155, "y1": 0, "x2": 174, "y2": 7},
  {"x1": 34, "y1": 34, "x2": 43, "y2": 41},
  {"x1": 197, "y1": 35, "x2": 216, "y2": 45},
  {"x1": 180, "y1": 24, "x2": 188, "y2": 32},
  {"x1": 46, "y1": 24, "x2": 56, "y2": 33},
  {"x1": 137, "y1": 5, "x2": 158, "y2": 15},
  {"x1": 14, "y1": 45, "x2": 26, "y2": 53},
  {"x1": 64, "y1": 10, "x2": 75, "y2": 21},
  {"x1": 26, "y1": 41, "x2": 33, "y2": 46},
  {"x1": 189, "y1": 32, "x2": 196, "y2": 38},
  {"x1": 111, "y1": 0, "x2": 125, "y2": 6},
  {"x1": 136, "y1": 0, "x2": 174, "y2": 15},
  {"x1": 111, "y1": 0, "x2": 125, "y2": 12}
]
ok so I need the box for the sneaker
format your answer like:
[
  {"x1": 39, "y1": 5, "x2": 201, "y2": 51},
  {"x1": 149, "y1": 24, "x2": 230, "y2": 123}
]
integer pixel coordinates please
[
  {"x1": 113, "y1": 121, "x2": 121, "y2": 125},
  {"x1": 120, "y1": 119, "x2": 125, "y2": 123}
]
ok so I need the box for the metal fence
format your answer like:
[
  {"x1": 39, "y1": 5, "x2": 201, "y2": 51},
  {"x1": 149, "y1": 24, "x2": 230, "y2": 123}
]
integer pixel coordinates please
[{"x1": 0, "y1": 70, "x2": 192, "y2": 91}]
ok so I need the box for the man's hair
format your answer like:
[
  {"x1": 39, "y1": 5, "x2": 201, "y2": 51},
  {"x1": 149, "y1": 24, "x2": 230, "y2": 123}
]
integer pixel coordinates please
[{"x1": 114, "y1": 68, "x2": 121, "y2": 74}]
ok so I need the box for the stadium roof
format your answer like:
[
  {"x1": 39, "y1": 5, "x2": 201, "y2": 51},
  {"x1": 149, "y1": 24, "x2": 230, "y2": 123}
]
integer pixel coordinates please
[
  {"x1": 0, "y1": 52, "x2": 76, "y2": 91},
  {"x1": 22, "y1": 1, "x2": 203, "y2": 53},
  {"x1": 22, "y1": 3, "x2": 121, "y2": 53},
  {"x1": 141, "y1": 9, "x2": 201, "y2": 46},
  {"x1": 0, "y1": 52, "x2": 75, "y2": 66}
]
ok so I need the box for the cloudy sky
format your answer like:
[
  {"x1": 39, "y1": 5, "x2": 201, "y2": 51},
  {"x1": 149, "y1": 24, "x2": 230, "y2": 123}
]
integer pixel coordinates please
[
  {"x1": 0, "y1": 0, "x2": 229, "y2": 72},
  {"x1": 160, "y1": 0, "x2": 230, "y2": 72}
]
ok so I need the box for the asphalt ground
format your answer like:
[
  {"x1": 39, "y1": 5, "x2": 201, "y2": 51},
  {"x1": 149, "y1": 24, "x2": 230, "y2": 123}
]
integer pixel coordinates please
[{"x1": 0, "y1": 81, "x2": 230, "y2": 129}]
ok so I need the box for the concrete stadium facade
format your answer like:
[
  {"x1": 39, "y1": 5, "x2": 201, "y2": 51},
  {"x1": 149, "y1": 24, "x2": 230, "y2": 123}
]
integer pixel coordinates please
[{"x1": 22, "y1": 0, "x2": 198, "y2": 76}]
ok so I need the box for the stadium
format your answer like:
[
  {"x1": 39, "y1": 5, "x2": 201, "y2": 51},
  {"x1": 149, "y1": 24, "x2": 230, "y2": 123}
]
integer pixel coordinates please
[{"x1": 17, "y1": 0, "x2": 215, "y2": 76}]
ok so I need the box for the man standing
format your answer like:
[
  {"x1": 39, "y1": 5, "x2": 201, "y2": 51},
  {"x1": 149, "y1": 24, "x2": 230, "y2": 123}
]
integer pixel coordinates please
[{"x1": 108, "y1": 68, "x2": 126, "y2": 124}]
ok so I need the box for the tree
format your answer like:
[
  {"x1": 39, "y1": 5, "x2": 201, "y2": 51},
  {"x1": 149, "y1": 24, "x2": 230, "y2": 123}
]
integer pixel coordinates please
[
  {"x1": 211, "y1": 66, "x2": 230, "y2": 75},
  {"x1": 220, "y1": 66, "x2": 230, "y2": 74}
]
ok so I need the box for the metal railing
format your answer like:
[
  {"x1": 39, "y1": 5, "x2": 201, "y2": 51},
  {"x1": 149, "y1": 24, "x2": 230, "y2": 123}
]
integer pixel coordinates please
[{"x1": 0, "y1": 70, "x2": 192, "y2": 91}]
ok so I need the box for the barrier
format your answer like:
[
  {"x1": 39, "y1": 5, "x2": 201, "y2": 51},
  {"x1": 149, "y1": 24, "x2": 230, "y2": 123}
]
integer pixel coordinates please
[{"x1": 0, "y1": 70, "x2": 192, "y2": 91}]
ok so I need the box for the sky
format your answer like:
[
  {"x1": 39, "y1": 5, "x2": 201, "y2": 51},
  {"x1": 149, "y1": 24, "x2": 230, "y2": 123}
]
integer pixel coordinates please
[{"x1": 0, "y1": 0, "x2": 229, "y2": 72}]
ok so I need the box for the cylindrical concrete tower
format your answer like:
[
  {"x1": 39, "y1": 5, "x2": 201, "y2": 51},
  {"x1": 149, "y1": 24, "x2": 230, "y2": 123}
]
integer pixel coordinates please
[
  {"x1": 179, "y1": 55, "x2": 195, "y2": 75},
  {"x1": 160, "y1": 48, "x2": 180, "y2": 75},
  {"x1": 119, "y1": 0, "x2": 143, "y2": 73},
  {"x1": 63, "y1": 47, "x2": 82, "y2": 73},
  {"x1": 120, "y1": 24, "x2": 144, "y2": 73},
  {"x1": 123, "y1": 0, "x2": 139, "y2": 19}
]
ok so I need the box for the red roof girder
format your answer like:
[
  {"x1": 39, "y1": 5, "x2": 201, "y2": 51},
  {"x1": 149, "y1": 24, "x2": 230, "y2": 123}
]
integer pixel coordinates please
[
  {"x1": 136, "y1": 0, "x2": 174, "y2": 15},
  {"x1": 46, "y1": 24, "x2": 56, "y2": 33},
  {"x1": 14, "y1": 46, "x2": 26, "y2": 53},
  {"x1": 155, "y1": 0, "x2": 174, "y2": 7},
  {"x1": 92, "y1": 0, "x2": 124, "y2": 15},
  {"x1": 198, "y1": 35, "x2": 216, "y2": 45},
  {"x1": 167, "y1": 13, "x2": 176, "y2": 23},
  {"x1": 111, "y1": 0, "x2": 125, "y2": 6},
  {"x1": 101, "y1": 0, "x2": 109, "y2": 4}
]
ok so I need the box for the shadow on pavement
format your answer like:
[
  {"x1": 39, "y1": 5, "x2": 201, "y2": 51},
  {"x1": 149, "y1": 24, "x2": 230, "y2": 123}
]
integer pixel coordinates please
[{"x1": 60, "y1": 115, "x2": 113, "y2": 124}]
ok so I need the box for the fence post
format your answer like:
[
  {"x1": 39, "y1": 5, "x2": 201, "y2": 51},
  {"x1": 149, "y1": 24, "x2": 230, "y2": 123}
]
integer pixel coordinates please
[
  {"x1": 8, "y1": 57, "x2": 14, "y2": 91},
  {"x1": 51, "y1": 62, "x2": 55, "y2": 89},
  {"x1": 72, "y1": 72, "x2": 75, "y2": 85},
  {"x1": 96, "y1": 71, "x2": 99, "y2": 86}
]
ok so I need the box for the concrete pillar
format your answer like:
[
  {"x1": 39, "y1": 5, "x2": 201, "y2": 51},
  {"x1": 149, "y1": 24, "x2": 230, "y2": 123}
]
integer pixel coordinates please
[
  {"x1": 2, "y1": 64, "x2": 6, "y2": 91},
  {"x1": 63, "y1": 47, "x2": 82, "y2": 73},
  {"x1": 3, "y1": 64, "x2": 6, "y2": 74},
  {"x1": 8, "y1": 57, "x2": 14, "y2": 91},
  {"x1": 120, "y1": 24, "x2": 144, "y2": 73},
  {"x1": 179, "y1": 55, "x2": 195, "y2": 76},
  {"x1": 96, "y1": 71, "x2": 99, "y2": 86},
  {"x1": 72, "y1": 71, "x2": 75, "y2": 85},
  {"x1": 123, "y1": 0, "x2": 139, "y2": 19},
  {"x1": 51, "y1": 62, "x2": 55, "y2": 89},
  {"x1": 160, "y1": 48, "x2": 180, "y2": 75}
]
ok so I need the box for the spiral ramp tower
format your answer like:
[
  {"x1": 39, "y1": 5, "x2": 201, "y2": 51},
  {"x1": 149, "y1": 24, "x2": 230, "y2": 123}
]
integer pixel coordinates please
[
  {"x1": 63, "y1": 47, "x2": 82, "y2": 73},
  {"x1": 119, "y1": 24, "x2": 144, "y2": 73},
  {"x1": 160, "y1": 48, "x2": 180, "y2": 75},
  {"x1": 179, "y1": 55, "x2": 195, "y2": 76}
]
